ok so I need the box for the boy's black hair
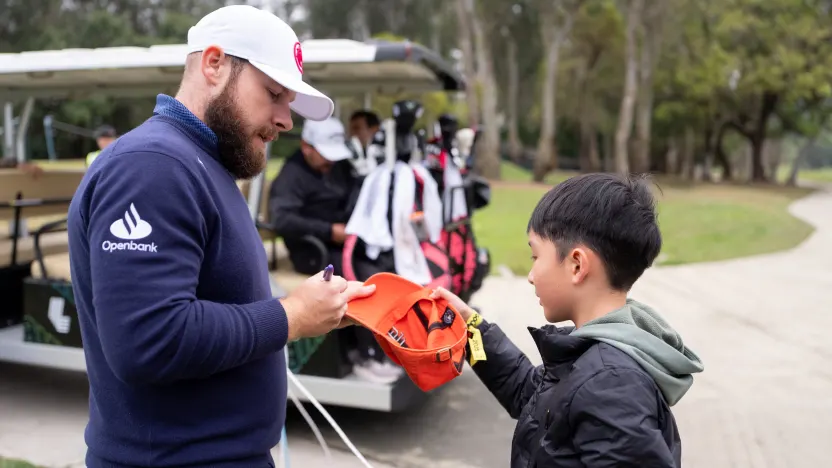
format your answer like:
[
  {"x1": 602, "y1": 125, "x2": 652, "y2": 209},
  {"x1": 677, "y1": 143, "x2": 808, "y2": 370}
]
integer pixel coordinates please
[
  {"x1": 350, "y1": 110, "x2": 381, "y2": 128},
  {"x1": 527, "y1": 173, "x2": 662, "y2": 291}
]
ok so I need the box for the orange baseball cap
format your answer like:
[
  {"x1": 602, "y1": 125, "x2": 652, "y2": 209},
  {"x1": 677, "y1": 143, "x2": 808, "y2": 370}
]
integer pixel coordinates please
[{"x1": 346, "y1": 272, "x2": 468, "y2": 392}]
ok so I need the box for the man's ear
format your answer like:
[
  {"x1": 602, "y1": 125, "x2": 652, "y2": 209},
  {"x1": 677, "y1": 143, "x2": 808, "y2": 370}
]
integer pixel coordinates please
[
  {"x1": 199, "y1": 46, "x2": 228, "y2": 86},
  {"x1": 569, "y1": 246, "x2": 591, "y2": 285}
]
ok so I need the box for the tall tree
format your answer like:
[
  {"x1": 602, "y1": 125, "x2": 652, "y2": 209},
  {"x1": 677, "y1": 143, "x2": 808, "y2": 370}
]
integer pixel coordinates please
[
  {"x1": 717, "y1": 0, "x2": 832, "y2": 182},
  {"x1": 454, "y1": 0, "x2": 480, "y2": 127},
  {"x1": 631, "y1": 1, "x2": 665, "y2": 173},
  {"x1": 569, "y1": 0, "x2": 621, "y2": 173},
  {"x1": 532, "y1": 0, "x2": 583, "y2": 181},
  {"x1": 469, "y1": 0, "x2": 501, "y2": 179},
  {"x1": 613, "y1": 0, "x2": 642, "y2": 175}
]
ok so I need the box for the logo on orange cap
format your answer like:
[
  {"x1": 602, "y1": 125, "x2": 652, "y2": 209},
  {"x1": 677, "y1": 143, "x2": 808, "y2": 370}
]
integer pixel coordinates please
[{"x1": 346, "y1": 273, "x2": 469, "y2": 392}]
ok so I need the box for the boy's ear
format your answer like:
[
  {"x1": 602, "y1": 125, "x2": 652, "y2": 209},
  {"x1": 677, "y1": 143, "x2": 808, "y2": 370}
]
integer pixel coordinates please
[{"x1": 569, "y1": 247, "x2": 591, "y2": 285}]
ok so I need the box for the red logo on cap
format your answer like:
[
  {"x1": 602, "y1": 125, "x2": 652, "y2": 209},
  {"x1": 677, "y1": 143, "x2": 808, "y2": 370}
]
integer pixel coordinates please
[{"x1": 293, "y1": 42, "x2": 303, "y2": 74}]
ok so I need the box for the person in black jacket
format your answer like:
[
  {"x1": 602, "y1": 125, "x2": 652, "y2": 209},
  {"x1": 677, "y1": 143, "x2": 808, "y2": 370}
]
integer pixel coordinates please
[
  {"x1": 431, "y1": 173, "x2": 704, "y2": 467},
  {"x1": 268, "y1": 117, "x2": 357, "y2": 275},
  {"x1": 268, "y1": 117, "x2": 403, "y2": 384}
]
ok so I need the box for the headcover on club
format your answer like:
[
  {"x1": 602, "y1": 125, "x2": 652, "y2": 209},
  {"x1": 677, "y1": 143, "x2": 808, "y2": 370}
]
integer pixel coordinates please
[{"x1": 392, "y1": 100, "x2": 424, "y2": 162}]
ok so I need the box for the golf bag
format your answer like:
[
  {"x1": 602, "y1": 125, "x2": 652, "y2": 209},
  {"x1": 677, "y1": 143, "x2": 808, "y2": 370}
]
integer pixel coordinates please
[{"x1": 342, "y1": 103, "x2": 490, "y2": 302}]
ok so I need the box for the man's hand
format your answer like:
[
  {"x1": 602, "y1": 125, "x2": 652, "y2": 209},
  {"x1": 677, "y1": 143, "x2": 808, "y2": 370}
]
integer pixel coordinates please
[
  {"x1": 331, "y1": 223, "x2": 347, "y2": 244},
  {"x1": 281, "y1": 273, "x2": 376, "y2": 340},
  {"x1": 335, "y1": 280, "x2": 376, "y2": 329},
  {"x1": 429, "y1": 287, "x2": 475, "y2": 322}
]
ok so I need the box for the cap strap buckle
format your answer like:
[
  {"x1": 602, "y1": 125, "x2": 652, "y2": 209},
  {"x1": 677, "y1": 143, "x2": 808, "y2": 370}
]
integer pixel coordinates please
[{"x1": 434, "y1": 348, "x2": 452, "y2": 362}]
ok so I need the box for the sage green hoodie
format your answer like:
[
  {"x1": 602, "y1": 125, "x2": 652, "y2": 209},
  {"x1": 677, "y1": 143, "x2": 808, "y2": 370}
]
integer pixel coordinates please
[{"x1": 570, "y1": 299, "x2": 704, "y2": 406}]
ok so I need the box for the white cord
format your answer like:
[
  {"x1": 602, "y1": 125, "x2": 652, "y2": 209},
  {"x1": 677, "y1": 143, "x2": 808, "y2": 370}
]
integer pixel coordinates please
[
  {"x1": 282, "y1": 347, "x2": 332, "y2": 462},
  {"x1": 271, "y1": 277, "x2": 370, "y2": 467},
  {"x1": 286, "y1": 385, "x2": 332, "y2": 459},
  {"x1": 279, "y1": 427, "x2": 289, "y2": 468},
  {"x1": 287, "y1": 370, "x2": 375, "y2": 468}
]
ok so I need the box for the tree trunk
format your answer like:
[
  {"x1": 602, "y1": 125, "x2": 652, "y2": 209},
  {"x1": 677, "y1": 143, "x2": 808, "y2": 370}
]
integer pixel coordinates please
[
  {"x1": 631, "y1": 2, "x2": 663, "y2": 174},
  {"x1": 701, "y1": 124, "x2": 716, "y2": 182},
  {"x1": 787, "y1": 136, "x2": 817, "y2": 187},
  {"x1": 603, "y1": 132, "x2": 614, "y2": 172},
  {"x1": 577, "y1": 46, "x2": 603, "y2": 173},
  {"x1": 578, "y1": 76, "x2": 600, "y2": 173},
  {"x1": 665, "y1": 137, "x2": 678, "y2": 175},
  {"x1": 715, "y1": 122, "x2": 733, "y2": 181},
  {"x1": 749, "y1": 137, "x2": 766, "y2": 182},
  {"x1": 506, "y1": 36, "x2": 522, "y2": 162},
  {"x1": 469, "y1": 0, "x2": 501, "y2": 179},
  {"x1": 680, "y1": 126, "x2": 695, "y2": 180},
  {"x1": 613, "y1": 0, "x2": 643, "y2": 175},
  {"x1": 749, "y1": 92, "x2": 779, "y2": 182},
  {"x1": 765, "y1": 138, "x2": 783, "y2": 181},
  {"x1": 455, "y1": 0, "x2": 479, "y2": 127},
  {"x1": 533, "y1": 7, "x2": 575, "y2": 182},
  {"x1": 580, "y1": 123, "x2": 600, "y2": 173}
]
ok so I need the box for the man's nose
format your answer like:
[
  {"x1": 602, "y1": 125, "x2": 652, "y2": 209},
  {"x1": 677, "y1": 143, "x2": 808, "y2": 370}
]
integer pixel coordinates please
[{"x1": 272, "y1": 104, "x2": 293, "y2": 132}]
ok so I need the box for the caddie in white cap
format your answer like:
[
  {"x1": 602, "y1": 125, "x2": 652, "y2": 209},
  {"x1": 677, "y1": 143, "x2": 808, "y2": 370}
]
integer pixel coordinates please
[
  {"x1": 178, "y1": 4, "x2": 335, "y2": 179},
  {"x1": 66, "y1": 5, "x2": 376, "y2": 467}
]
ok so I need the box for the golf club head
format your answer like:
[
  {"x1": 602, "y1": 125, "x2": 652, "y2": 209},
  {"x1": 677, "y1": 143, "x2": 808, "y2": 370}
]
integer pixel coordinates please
[
  {"x1": 392, "y1": 100, "x2": 423, "y2": 135},
  {"x1": 438, "y1": 114, "x2": 459, "y2": 153},
  {"x1": 392, "y1": 100, "x2": 424, "y2": 162}
]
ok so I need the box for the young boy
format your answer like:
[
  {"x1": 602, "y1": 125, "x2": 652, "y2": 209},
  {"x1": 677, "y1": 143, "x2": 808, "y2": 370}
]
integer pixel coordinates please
[{"x1": 431, "y1": 173, "x2": 704, "y2": 467}]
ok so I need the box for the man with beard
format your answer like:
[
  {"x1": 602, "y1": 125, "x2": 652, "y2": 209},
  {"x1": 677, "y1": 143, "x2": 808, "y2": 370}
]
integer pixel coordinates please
[{"x1": 65, "y1": 5, "x2": 376, "y2": 467}]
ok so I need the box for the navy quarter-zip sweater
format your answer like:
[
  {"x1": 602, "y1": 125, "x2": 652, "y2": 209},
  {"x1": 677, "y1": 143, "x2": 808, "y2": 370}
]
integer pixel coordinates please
[{"x1": 67, "y1": 95, "x2": 289, "y2": 467}]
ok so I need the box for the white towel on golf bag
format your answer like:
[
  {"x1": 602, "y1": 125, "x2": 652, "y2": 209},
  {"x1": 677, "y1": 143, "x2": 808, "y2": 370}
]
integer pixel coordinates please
[
  {"x1": 345, "y1": 161, "x2": 443, "y2": 285},
  {"x1": 443, "y1": 162, "x2": 468, "y2": 221}
]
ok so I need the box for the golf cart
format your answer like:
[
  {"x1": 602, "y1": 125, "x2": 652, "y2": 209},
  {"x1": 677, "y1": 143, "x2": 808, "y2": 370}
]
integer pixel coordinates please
[{"x1": 0, "y1": 38, "x2": 466, "y2": 413}]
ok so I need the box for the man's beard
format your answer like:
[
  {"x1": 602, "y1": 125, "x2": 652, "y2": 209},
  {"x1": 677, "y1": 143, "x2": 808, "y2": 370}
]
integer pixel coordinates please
[{"x1": 204, "y1": 82, "x2": 275, "y2": 180}]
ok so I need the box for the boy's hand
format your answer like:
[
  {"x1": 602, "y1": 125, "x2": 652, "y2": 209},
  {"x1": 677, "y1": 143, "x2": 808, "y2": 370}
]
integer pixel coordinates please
[{"x1": 429, "y1": 287, "x2": 475, "y2": 322}]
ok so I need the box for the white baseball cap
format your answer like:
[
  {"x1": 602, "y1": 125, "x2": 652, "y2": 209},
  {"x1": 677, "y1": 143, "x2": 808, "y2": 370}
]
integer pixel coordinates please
[
  {"x1": 187, "y1": 5, "x2": 334, "y2": 121},
  {"x1": 302, "y1": 118, "x2": 353, "y2": 162}
]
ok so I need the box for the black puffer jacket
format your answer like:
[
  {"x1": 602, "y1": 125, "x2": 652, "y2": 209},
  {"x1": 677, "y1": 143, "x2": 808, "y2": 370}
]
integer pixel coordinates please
[{"x1": 472, "y1": 321, "x2": 682, "y2": 467}]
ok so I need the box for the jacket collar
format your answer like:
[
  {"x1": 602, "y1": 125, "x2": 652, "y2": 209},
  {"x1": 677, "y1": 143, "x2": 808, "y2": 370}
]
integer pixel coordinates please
[
  {"x1": 528, "y1": 325, "x2": 595, "y2": 378},
  {"x1": 153, "y1": 94, "x2": 219, "y2": 157}
]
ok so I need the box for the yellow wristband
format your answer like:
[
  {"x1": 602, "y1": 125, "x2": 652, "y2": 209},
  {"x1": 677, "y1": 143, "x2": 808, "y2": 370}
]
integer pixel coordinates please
[
  {"x1": 466, "y1": 311, "x2": 482, "y2": 328},
  {"x1": 465, "y1": 311, "x2": 486, "y2": 366}
]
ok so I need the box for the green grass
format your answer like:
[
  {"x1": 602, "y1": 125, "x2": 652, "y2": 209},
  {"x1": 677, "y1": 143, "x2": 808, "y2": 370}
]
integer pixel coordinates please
[
  {"x1": 798, "y1": 167, "x2": 832, "y2": 183},
  {"x1": 0, "y1": 458, "x2": 41, "y2": 468},
  {"x1": 30, "y1": 158, "x2": 817, "y2": 275},
  {"x1": 473, "y1": 175, "x2": 815, "y2": 275}
]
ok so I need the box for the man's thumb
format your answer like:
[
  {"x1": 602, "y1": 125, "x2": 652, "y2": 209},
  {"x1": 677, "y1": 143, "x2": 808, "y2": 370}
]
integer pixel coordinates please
[{"x1": 350, "y1": 283, "x2": 376, "y2": 299}]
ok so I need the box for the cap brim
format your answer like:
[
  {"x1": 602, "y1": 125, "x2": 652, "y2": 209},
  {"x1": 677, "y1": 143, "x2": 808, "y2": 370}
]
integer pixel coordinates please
[
  {"x1": 315, "y1": 142, "x2": 353, "y2": 162},
  {"x1": 346, "y1": 273, "x2": 423, "y2": 330},
  {"x1": 249, "y1": 59, "x2": 334, "y2": 121}
]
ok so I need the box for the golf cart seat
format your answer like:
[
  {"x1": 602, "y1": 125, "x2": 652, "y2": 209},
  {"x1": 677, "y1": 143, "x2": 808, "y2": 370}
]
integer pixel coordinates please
[
  {"x1": 0, "y1": 230, "x2": 69, "y2": 266},
  {"x1": 0, "y1": 169, "x2": 82, "y2": 266},
  {"x1": 30, "y1": 251, "x2": 71, "y2": 280}
]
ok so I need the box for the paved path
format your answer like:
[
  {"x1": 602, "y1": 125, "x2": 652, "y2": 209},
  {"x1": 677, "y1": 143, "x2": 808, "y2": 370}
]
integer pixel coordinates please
[
  {"x1": 1, "y1": 185, "x2": 831, "y2": 467},
  {"x1": 317, "y1": 183, "x2": 832, "y2": 468}
]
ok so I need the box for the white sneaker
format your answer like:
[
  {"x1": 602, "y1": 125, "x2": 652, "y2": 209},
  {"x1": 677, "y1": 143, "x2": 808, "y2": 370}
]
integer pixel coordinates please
[
  {"x1": 375, "y1": 359, "x2": 404, "y2": 379},
  {"x1": 352, "y1": 359, "x2": 402, "y2": 385}
]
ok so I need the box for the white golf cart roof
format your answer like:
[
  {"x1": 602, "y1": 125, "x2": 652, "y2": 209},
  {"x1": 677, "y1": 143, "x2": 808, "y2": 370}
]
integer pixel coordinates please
[{"x1": 0, "y1": 39, "x2": 465, "y2": 101}]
